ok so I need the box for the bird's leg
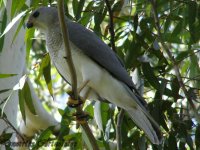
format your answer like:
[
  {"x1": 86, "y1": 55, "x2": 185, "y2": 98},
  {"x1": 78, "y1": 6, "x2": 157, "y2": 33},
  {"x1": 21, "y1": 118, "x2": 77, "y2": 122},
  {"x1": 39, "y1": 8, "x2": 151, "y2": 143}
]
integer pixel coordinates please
[
  {"x1": 67, "y1": 80, "x2": 90, "y2": 107},
  {"x1": 74, "y1": 88, "x2": 92, "y2": 125},
  {"x1": 67, "y1": 80, "x2": 92, "y2": 124},
  {"x1": 67, "y1": 96, "x2": 84, "y2": 108},
  {"x1": 73, "y1": 111, "x2": 90, "y2": 124}
]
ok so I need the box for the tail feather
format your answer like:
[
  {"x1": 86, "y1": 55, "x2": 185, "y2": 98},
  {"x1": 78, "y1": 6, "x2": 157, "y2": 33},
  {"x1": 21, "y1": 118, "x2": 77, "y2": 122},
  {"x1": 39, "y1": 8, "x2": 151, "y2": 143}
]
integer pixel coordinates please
[{"x1": 126, "y1": 107, "x2": 162, "y2": 145}]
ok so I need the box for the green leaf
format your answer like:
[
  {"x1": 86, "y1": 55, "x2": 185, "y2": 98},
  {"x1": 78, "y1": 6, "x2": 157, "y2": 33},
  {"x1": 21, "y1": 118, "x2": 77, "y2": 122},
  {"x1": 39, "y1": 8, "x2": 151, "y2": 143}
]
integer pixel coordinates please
[
  {"x1": 25, "y1": 28, "x2": 35, "y2": 63},
  {"x1": 0, "y1": 10, "x2": 27, "y2": 38},
  {"x1": 12, "y1": 15, "x2": 26, "y2": 44},
  {"x1": 0, "y1": 9, "x2": 7, "y2": 52},
  {"x1": 100, "y1": 103, "x2": 110, "y2": 131},
  {"x1": 162, "y1": 33, "x2": 182, "y2": 43},
  {"x1": 42, "y1": 54, "x2": 53, "y2": 98},
  {"x1": 32, "y1": 126, "x2": 54, "y2": 150},
  {"x1": 76, "y1": 0, "x2": 86, "y2": 20},
  {"x1": 23, "y1": 81, "x2": 37, "y2": 115},
  {"x1": 55, "y1": 107, "x2": 71, "y2": 149},
  {"x1": 72, "y1": 0, "x2": 78, "y2": 18},
  {"x1": 94, "y1": 102, "x2": 110, "y2": 131},
  {"x1": 164, "y1": 17, "x2": 170, "y2": 32},
  {"x1": 168, "y1": 133, "x2": 177, "y2": 150},
  {"x1": 172, "y1": 20, "x2": 183, "y2": 36},
  {"x1": 0, "y1": 74, "x2": 17, "y2": 78},
  {"x1": 189, "y1": 54, "x2": 200, "y2": 88},
  {"x1": 80, "y1": 1, "x2": 94, "y2": 25},
  {"x1": 188, "y1": 1, "x2": 198, "y2": 43},
  {"x1": 0, "y1": 133, "x2": 12, "y2": 144},
  {"x1": 195, "y1": 125, "x2": 200, "y2": 149},
  {"x1": 142, "y1": 63, "x2": 160, "y2": 89},
  {"x1": 37, "y1": 54, "x2": 53, "y2": 98},
  {"x1": 18, "y1": 89, "x2": 26, "y2": 124}
]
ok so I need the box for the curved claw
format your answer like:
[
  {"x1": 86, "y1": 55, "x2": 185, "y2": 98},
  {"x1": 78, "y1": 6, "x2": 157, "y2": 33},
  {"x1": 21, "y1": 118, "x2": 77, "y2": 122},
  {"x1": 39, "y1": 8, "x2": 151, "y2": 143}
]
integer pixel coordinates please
[
  {"x1": 73, "y1": 112, "x2": 90, "y2": 124},
  {"x1": 67, "y1": 97, "x2": 83, "y2": 108}
]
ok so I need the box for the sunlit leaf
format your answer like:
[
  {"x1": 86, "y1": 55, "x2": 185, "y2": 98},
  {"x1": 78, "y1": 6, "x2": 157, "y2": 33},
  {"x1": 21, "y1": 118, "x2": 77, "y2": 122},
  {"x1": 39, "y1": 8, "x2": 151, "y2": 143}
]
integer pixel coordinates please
[
  {"x1": 18, "y1": 89, "x2": 26, "y2": 124},
  {"x1": 23, "y1": 81, "x2": 37, "y2": 115},
  {"x1": 32, "y1": 126, "x2": 54, "y2": 150},
  {"x1": 25, "y1": 28, "x2": 35, "y2": 63},
  {"x1": 13, "y1": 74, "x2": 27, "y2": 90},
  {"x1": 12, "y1": 15, "x2": 26, "y2": 44},
  {"x1": 0, "y1": 9, "x2": 7, "y2": 52},
  {"x1": 76, "y1": 0, "x2": 85, "y2": 20},
  {"x1": 0, "y1": 10, "x2": 27, "y2": 38},
  {"x1": 37, "y1": 54, "x2": 53, "y2": 98}
]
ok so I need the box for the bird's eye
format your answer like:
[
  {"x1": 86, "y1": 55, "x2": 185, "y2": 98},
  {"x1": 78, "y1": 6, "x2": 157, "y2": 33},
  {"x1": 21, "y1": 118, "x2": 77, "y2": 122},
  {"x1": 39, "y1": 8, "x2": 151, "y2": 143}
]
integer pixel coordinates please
[{"x1": 33, "y1": 11, "x2": 40, "y2": 18}]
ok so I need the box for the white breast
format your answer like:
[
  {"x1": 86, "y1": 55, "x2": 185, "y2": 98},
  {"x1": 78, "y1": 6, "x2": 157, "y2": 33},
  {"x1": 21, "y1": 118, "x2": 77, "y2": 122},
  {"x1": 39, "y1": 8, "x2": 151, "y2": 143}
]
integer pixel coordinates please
[{"x1": 46, "y1": 31, "x2": 136, "y2": 110}]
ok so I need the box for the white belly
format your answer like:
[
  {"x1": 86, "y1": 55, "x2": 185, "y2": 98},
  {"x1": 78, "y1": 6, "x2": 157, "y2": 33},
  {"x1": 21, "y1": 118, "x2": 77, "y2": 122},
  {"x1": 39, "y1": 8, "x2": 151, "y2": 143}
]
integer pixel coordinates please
[{"x1": 48, "y1": 43, "x2": 136, "y2": 110}]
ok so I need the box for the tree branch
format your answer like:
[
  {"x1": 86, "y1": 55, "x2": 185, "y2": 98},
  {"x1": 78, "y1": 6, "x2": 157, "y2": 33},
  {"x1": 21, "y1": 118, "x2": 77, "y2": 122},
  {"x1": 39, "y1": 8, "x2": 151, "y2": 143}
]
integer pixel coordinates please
[
  {"x1": 57, "y1": 1, "x2": 99, "y2": 149},
  {"x1": 1, "y1": 116, "x2": 25, "y2": 141},
  {"x1": 116, "y1": 109, "x2": 125, "y2": 150},
  {"x1": 150, "y1": 0, "x2": 200, "y2": 123},
  {"x1": 104, "y1": 0, "x2": 116, "y2": 52}
]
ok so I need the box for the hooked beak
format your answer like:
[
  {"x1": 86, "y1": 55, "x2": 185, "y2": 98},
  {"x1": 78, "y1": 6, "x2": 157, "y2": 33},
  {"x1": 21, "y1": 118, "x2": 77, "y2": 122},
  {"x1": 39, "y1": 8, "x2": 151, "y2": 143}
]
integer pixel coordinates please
[
  {"x1": 26, "y1": 21, "x2": 33, "y2": 28},
  {"x1": 26, "y1": 18, "x2": 33, "y2": 29}
]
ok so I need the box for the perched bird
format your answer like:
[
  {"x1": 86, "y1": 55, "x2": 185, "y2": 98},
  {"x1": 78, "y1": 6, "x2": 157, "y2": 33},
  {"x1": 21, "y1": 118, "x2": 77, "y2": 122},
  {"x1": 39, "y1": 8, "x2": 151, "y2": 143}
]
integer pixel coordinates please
[{"x1": 27, "y1": 7, "x2": 162, "y2": 144}]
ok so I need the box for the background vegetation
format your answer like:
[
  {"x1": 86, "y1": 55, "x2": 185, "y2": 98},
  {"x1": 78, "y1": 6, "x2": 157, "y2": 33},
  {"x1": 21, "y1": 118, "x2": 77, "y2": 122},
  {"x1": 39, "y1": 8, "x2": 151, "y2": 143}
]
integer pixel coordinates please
[{"x1": 0, "y1": 0, "x2": 200, "y2": 149}]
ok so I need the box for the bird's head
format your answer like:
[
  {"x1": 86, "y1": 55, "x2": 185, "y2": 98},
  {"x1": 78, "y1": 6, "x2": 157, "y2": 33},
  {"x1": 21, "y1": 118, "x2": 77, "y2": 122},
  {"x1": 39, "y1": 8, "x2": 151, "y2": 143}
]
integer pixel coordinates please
[{"x1": 26, "y1": 7, "x2": 59, "y2": 32}]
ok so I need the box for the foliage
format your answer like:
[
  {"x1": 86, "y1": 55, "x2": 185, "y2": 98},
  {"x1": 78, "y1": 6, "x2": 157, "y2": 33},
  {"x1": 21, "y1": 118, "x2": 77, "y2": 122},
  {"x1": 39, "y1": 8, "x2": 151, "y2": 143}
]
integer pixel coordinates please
[{"x1": 0, "y1": 0, "x2": 200, "y2": 149}]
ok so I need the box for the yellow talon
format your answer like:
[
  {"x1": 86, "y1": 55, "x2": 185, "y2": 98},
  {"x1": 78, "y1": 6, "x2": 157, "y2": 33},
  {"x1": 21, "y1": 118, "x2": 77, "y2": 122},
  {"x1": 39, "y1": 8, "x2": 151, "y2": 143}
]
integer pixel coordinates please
[{"x1": 67, "y1": 97, "x2": 79, "y2": 105}]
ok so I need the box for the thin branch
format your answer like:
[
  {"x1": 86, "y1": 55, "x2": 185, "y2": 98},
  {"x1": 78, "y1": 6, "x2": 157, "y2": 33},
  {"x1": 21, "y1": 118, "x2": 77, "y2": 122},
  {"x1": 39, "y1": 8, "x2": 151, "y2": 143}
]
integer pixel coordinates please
[
  {"x1": 150, "y1": 0, "x2": 200, "y2": 123},
  {"x1": 1, "y1": 117, "x2": 25, "y2": 141},
  {"x1": 57, "y1": 1, "x2": 99, "y2": 149},
  {"x1": 104, "y1": 0, "x2": 116, "y2": 52},
  {"x1": 116, "y1": 109, "x2": 125, "y2": 150},
  {"x1": 57, "y1": 0, "x2": 78, "y2": 99}
]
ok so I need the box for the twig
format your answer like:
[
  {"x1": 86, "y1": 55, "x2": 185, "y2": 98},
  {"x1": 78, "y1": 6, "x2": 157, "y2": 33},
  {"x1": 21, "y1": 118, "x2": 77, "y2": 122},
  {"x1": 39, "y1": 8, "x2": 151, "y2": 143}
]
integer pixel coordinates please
[
  {"x1": 150, "y1": 0, "x2": 200, "y2": 123},
  {"x1": 1, "y1": 117, "x2": 25, "y2": 141},
  {"x1": 104, "y1": 0, "x2": 116, "y2": 52},
  {"x1": 57, "y1": 1, "x2": 99, "y2": 149},
  {"x1": 57, "y1": 0, "x2": 78, "y2": 99},
  {"x1": 116, "y1": 109, "x2": 125, "y2": 150}
]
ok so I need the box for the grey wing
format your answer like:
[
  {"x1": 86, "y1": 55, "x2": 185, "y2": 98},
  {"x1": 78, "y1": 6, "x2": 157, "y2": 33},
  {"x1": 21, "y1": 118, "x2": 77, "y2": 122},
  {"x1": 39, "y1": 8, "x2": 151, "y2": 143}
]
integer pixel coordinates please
[{"x1": 67, "y1": 21, "x2": 134, "y2": 89}]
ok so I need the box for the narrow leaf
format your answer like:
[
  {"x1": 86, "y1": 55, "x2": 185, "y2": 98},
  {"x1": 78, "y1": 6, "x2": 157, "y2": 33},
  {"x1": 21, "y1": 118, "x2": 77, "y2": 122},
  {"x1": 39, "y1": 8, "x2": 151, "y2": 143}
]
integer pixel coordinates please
[
  {"x1": 13, "y1": 74, "x2": 27, "y2": 90},
  {"x1": 0, "y1": 10, "x2": 27, "y2": 38},
  {"x1": 0, "y1": 133, "x2": 12, "y2": 144},
  {"x1": 0, "y1": 9, "x2": 7, "y2": 52},
  {"x1": 25, "y1": 28, "x2": 35, "y2": 63},
  {"x1": 23, "y1": 81, "x2": 37, "y2": 115},
  {"x1": 37, "y1": 54, "x2": 53, "y2": 98},
  {"x1": 18, "y1": 89, "x2": 26, "y2": 124},
  {"x1": 0, "y1": 74, "x2": 17, "y2": 78},
  {"x1": 12, "y1": 15, "x2": 26, "y2": 44},
  {"x1": 32, "y1": 126, "x2": 54, "y2": 150},
  {"x1": 42, "y1": 54, "x2": 53, "y2": 98},
  {"x1": 76, "y1": 0, "x2": 86, "y2": 20},
  {"x1": 142, "y1": 63, "x2": 160, "y2": 89}
]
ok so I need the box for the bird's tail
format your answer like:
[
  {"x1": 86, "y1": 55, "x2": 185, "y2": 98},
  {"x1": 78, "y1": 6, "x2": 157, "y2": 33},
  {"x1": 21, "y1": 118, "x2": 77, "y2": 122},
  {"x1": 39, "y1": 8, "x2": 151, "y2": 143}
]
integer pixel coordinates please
[{"x1": 126, "y1": 107, "x2": 162, "y2": 145}]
